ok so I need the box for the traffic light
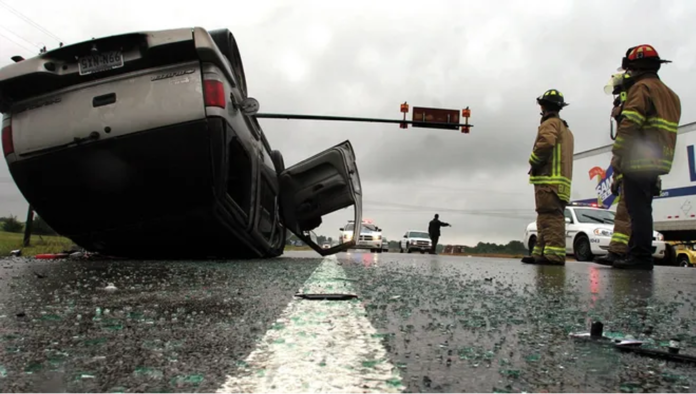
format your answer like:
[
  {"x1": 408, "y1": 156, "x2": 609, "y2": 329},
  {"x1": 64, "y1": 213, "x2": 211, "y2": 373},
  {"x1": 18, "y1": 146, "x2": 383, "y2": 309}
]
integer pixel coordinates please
[
  {"x1": 461, "y1": 107, "x2": 471, "y2": 133},
  {"x1": 400, "y1": 102, "x2": 409, "y2": 129}
]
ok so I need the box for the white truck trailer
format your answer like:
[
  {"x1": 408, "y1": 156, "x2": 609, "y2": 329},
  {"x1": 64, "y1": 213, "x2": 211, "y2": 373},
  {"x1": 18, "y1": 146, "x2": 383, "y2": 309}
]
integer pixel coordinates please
[{"x1": 571, "y1": 120, "x2": 696, "y2": 265}]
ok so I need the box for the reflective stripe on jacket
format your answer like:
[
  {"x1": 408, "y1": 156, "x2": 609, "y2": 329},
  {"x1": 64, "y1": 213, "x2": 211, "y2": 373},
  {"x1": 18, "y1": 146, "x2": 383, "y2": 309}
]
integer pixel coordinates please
[{"x1": 529, "y1": 113, "x2": 575, "y2": 202}]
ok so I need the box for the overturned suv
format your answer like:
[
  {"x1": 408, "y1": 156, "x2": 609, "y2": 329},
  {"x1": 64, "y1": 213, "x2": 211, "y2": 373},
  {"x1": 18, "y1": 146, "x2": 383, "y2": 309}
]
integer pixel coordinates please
[{"x1": 0, "y1": 27, "x2": 363, "y2": 259}]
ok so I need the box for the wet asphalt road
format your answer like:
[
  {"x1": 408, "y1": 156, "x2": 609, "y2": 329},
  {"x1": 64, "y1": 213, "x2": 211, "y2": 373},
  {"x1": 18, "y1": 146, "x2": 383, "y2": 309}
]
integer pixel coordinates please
[{"x1": 0, "y1": 251, "x2": 695, "y2": 393}]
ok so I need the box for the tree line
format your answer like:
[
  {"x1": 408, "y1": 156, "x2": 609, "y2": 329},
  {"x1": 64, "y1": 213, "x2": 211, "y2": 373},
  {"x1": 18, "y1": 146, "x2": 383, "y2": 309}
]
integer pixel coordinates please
[{"x1": 0, "y1": 215, "x2": 57, "y2": 236}]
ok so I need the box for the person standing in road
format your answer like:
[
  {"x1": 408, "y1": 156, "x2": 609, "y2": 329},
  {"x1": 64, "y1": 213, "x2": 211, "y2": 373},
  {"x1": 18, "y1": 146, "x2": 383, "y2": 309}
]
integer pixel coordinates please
[
  {"x1": 610, "y1": 45, "x2": 681, "y2": 270},
  {"x1": 521, "y1": 89, "x2": 574, "y2": 266},
  {"x1": 428, "y1": 214, "x2": 450, "y2": 254},
  {"x1": 596, "y1": 73, "x2": 635, "y2": 266}
]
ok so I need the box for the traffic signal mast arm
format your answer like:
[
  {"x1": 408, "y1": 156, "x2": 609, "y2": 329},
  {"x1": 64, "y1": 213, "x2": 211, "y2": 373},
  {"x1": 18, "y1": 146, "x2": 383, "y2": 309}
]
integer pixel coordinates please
[{"x1": 255, "y1": 102, "x2": 474, "y2": 133}]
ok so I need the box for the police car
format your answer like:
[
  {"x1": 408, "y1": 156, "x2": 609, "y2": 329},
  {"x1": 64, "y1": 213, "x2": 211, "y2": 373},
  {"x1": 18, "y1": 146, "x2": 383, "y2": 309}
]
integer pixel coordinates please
[
  {"x1": 523, "y1": 202, "x2": 666, "y2": 262},
  {"x1": 339, "y1": 220, "x2": 383, "y2": 253}
]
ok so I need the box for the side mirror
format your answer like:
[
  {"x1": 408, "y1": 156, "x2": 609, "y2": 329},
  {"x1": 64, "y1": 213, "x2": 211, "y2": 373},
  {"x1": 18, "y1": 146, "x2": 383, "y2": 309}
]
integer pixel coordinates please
[
  {"x1": 339, "y1": 228, "x2": 344, "y2": 231},
  {"x1": 403, "y1": 235, "x2": 407, "y2": 238}
]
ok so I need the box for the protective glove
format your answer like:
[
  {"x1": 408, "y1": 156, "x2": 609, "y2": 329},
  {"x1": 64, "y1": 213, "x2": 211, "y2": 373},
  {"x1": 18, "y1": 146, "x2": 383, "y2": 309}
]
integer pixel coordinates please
[
  {"x1": 610, "y1": 176, "x2": 621, "y2": 196},
  {"x1": 652, "y1": 177, "x2": 662, "y2": 196}
]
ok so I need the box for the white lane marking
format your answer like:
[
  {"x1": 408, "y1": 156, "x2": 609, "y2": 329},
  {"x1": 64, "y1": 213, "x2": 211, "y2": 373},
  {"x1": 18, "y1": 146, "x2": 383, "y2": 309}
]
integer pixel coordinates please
[{"x1": 217, "y1": 255, "x2": 404, "y2": 393}]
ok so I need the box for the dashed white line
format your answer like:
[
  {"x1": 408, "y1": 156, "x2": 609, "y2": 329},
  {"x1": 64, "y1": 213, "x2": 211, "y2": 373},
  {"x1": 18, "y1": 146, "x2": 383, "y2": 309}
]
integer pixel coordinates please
[{"x1": 217, "y1": 255, "x2": 404, "y2": 393}]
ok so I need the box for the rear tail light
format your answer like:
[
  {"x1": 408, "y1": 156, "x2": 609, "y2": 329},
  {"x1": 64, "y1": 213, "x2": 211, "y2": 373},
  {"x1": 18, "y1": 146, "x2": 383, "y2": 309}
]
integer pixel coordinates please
[
  {"x1": 2, "y1": 124, "x2": 13, "y2": 157},
  {"x1": 203, "y1": 80, "x2": 226, "y2": 109}
]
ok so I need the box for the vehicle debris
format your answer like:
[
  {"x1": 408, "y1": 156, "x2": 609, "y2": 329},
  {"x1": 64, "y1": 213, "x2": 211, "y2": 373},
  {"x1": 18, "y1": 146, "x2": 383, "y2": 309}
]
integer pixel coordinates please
[{"x1": 570, "y1": 321, "x2": 696, "y2": 364}]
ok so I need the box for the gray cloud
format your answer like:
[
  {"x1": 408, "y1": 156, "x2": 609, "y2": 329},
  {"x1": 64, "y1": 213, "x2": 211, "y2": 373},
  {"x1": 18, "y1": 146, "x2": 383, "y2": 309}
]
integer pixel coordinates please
[{"x1": 0, "y1": 0, "x2": 694, "y2": 246}]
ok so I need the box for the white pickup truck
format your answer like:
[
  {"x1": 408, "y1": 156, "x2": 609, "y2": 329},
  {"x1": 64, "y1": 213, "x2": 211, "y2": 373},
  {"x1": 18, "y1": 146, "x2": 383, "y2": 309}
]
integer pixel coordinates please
[
  {"x1": 399, "y1": 230, "x2": 432, "y2": 253},
  {"x1": 523, "y1": 202, "x2": 666, "y2": 262}
]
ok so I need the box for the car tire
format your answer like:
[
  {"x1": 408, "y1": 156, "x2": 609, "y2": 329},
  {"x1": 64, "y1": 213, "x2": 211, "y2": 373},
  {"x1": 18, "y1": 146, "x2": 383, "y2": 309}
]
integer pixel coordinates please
[
  {"x1": 406, "y1": 243, "x2": 412, "y2": 253},
  {"x1": 678, "y1": 254, "x2": 691, "y2": 267},
  {"x1": 266, "y1": 149, "x2": 287, "y2": 257},
  {"x1": 573, "y1": 234, "x2": 593, "y2": 262},
  {"x1": 399, "y1": 247, "x2": 403, "y2": 253},
  {"x1": 528, "y1": 236, "x2": 537, "y2": 256},
  {"x1": 659, "y1": 243, "x2": 677, "y2": 266},
  {"x1": 209, "y1": 28, "x2": 248, "y2": 98}
]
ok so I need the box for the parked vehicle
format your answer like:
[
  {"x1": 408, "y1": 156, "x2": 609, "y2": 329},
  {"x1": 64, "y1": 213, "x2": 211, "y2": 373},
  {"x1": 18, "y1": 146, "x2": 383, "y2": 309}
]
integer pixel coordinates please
[
  {"x1": 571, "y1": 120, "x2": 696, "y2": 265},
  {"x1": 381, "y1": 237, "x2": 390, "y2": 252},
  {"x1": 339, "y1": 220, "x2": 383, "y2": 253},
  {"x1": 667, "y1": 241, "x2": 696, "y2": 267},
  {"x1": 399, "y1": 230, "x2": 431, "y2": 253},
  {"x1": 523, "y1": 203, "x2": 666, "y2": 262},
  {"x1": 0, "y1": 27, "x2": 363, "y2": 259}
]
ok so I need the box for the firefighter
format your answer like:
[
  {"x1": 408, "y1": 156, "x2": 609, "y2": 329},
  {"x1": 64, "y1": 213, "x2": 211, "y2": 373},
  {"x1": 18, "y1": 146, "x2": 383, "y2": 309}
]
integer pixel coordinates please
[
  {"x1": 428, "y1": 214, "x2": 451, "y2": 254},
  {"x1": 521, "y1": 89, "x2": 574, "y2": 266},
  {"x1": 610, "y1": 45, "x2": 681, "y2": 270},
  {"x1": 595, "y1": 73, "x2": 634, "y2": 266}
]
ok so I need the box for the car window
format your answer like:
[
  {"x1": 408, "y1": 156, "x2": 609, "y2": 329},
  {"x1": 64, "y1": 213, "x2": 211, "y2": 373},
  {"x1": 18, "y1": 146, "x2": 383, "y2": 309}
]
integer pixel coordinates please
[
  {"x1": 574, "y1": 208, "x2": 615, "y2": 224},
  {"x1": 564, "y1": 209, "x2": 573, "y2": 222},
  {"x1": 409, "y1": 231, "x2": 430, "y2": 239},
  {"x1": 344, "y1": 223, "x2": 354, "y2": 231}
]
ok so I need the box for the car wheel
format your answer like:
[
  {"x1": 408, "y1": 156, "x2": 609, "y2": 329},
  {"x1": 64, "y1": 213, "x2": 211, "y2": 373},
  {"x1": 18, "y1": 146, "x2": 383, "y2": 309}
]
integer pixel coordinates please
[
  {"x1": 573, "y1": 234, "x2": 593, "y2": 262},
  {"x1": 678, "y1": 255, "x2": 691, "y2": 267},
  {"x1": 528, "y1": 236, "x2": 537, "y2": 256},
  {"x1": 659, "y1": 244, "x2": 677, "y2": 266},
  {"x1": 406, "y1": 243, "x2": 412, "y2": 253},
  {"x1": 420, "y1": 250, "x2": 425, "y2": 254},
  {"x1": 209, "y1": 28, "x2": 248, "y2": 97}
]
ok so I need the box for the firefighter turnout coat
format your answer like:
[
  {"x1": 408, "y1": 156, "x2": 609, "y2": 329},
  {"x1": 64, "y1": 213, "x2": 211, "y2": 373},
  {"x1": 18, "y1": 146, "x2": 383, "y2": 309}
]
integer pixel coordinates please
[
  {"x1": 529, "y1": 113, "x2": 575, "y2": 202},
  {"x1": 611, "y1": 73, "x2": 681, "y2": 176}
]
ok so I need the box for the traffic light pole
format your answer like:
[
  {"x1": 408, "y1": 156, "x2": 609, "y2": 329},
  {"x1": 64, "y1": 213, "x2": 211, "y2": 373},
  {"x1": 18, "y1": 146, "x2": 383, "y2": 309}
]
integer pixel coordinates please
[{"x1": 255, "y1": 113, "x2": 474, "y2": 129}]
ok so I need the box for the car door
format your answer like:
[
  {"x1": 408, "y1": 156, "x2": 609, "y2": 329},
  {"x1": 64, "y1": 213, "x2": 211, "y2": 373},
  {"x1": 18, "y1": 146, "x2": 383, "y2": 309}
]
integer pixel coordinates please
[{"x1": 278, "y1": 140, "x2": 362, "y2": 256}]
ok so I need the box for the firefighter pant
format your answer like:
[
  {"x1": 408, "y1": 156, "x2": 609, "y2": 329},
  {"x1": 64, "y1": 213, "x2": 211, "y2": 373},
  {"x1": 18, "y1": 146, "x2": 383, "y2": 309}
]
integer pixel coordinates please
[
  {"x1": 532, "y1": 185, "x2": 567, "y2": 263},
  {"x1": 430, "y1": 234, "x2": 439, "y2": 253},
  {"x1": 609, "y1": 187, "x2": 631, "y2": 255},
  {"x1": 623, "y1": 174, "x2": 659, "y2": 263}
]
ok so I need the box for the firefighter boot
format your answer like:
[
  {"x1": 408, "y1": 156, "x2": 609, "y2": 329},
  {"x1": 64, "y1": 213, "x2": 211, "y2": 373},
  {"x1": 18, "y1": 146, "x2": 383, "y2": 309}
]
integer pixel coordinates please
[
  {"x1": 612, "y1": 256, "x2": 654, "y2": 271},
  {"x1": 594, "y1": 252, "x2": 624, "y2": 266},
  {"x1": 521, "y1": 256, "x2": 536, "y2": 264}
]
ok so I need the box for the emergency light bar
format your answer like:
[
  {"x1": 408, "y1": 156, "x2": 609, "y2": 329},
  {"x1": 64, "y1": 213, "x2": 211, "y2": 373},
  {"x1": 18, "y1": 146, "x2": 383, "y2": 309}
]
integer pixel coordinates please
[{"x1": 570, "y1": 201, "x2": 609, "y2": 209}]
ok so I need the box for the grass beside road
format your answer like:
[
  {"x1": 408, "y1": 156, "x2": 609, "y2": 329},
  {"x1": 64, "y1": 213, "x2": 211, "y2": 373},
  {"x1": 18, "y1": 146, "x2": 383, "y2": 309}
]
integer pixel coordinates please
[
  {"x1": 0, "y1": 231, "x2": 75, "y2": 256},
  {"x1": 284, "y1": 245, "x2": 312, "y2": 251}
]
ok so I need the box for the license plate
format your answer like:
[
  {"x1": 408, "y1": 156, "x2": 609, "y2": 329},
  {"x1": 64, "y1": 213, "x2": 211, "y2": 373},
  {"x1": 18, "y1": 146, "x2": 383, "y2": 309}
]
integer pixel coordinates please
[{"x1": 78, "y1": 51, "x2": 124, "y2": 75}]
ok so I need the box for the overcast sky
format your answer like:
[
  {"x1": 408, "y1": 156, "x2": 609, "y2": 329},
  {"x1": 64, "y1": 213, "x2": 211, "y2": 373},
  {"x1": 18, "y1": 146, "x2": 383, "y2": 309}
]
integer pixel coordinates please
[{"x1": 0, "y1": 0, "x2": 694, "y2": 246}]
